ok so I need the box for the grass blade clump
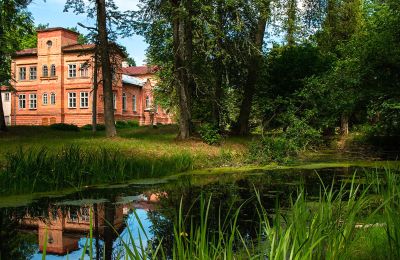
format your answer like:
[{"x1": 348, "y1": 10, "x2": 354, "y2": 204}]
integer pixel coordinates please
[{"x1": 0, "y1": 146, "x2": 192, "y2": 195}]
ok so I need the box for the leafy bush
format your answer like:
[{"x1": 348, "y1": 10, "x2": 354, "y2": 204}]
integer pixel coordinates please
[
  {"x1": 127, "y1": 120, "x2": 139, "y2": 128},
  {"x1": 249, "y1": 118, "x2": 321, "y2": 164},
  {"x1": 198, "y1": 123, "x2": 222, "y2": 145},
  {"x1": 81, "y1": 124, "x2": 106, "y2": 131},
  {"x1": 49, "y1": 123, "x2": 79, "y2": 132},
  {"x1": 115, "y1": 120, "x2": 129, "y2": 129}
]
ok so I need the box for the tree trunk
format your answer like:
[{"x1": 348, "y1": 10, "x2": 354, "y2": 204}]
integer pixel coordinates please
[
  {"x1": 93, "y1": 203, "x2": 100, "y2": 260},
  {"x1": 212, "y1": 1, "x2": 224, "y2": 128},
  {"x1": 0, "y1": 22, "x2": 8, "y2": 132},
  {"x1": 341, "y1": 113, "x2": 349, "y2": 136},
  {"x1": 171, "y1": 0, "x2": 193, "y2": 139},
  {"x1": 92, "y1": 51, "x2": 98, "y2": 132},
  {"x1": 235, "y1": 17, "x2": 268, "y2": 135},
  {"x1": 103, "y1": 202, "x2": 115, "y2": 260},
  {"x1": 0, "y1": 87, "x2": 7, "y2": 132},
  {"x1": 96, "y1": 0, "x2": 117, "y2": 137},
  {"x1": 286, "y1": 0, "x2": 297, "y2": 46}
]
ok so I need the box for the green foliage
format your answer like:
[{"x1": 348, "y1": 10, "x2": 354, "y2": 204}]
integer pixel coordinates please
[
  {"x1": 198, "y1": 123, "x2": 222, "y2": 145},
  {"x1": 115, "y1": 120, "x2": 129, "y2": 129},
  {"x1": 0, "y1": 0, "x2": 35, "y2": 86},
  {"x1": 49, "y1": 123, "x2": 80, "y2": 132},
  {"x1": 127, "y1": 120, "x2": 139, "y2": 128},
  {"x1": 81, "y1": 124, "x2": 106, "y2": 131},
  {"x1": 115, "y1": 120, "x2": 139, "y2": 129},
  {"x1": 249, "y1": 117, "x2": 321, "y2": 163},
  {"x1": 0, "y1": 146, "x2": 193, "y2": 195},
  {"x1": 50, "y1": 169, "x2": 400, "y2": 259}
]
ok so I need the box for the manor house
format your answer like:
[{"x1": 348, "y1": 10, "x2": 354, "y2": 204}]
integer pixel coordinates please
[{"x1": 9, "y1": 27, "x2": 172, "y2": 126}]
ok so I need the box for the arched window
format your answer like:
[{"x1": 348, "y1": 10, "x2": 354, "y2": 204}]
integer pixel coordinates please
[
  {"x1": 145, "y1": 96, "x2": 150, "y2": 109},
  {"x1": 42, "y1": 65, "x2": 48, "y2": 77},
  {"x1": 50, "y1": 64, "x2": 56, "y2": 77},
  {"x1": 50, "y1": 92, "x2": 56, "y2": 105},
  {"x1": 122, "y1": 92, "x2": 127, "y2": 111},
  {"x1": 43, "y1": 93, "x2": 48, "y2": 105}
]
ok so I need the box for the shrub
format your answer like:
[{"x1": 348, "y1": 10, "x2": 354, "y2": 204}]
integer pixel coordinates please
[
  {"x1": 81, "y1": 124, "x2": 106, "y2": 131},
  {"x1": 50, "y1": 123, "x2": 79, "y2": 132},
  {"x1": 115, "y1": 120, "x2": 129, "y2": 129},
  {"x1": 198, "y1": 123, "x2": 221, "y2": 145},
  {"x1": 127, "y1": 120, "x2": 139, "y2": 128},
  {"x1": 249, "y1": 119, "x2": 321, "y2": 164}
]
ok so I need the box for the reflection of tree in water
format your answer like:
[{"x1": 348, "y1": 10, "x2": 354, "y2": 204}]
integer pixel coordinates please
[{"x1": 0, "y1": 209, "x2": 38, "y2": 259}]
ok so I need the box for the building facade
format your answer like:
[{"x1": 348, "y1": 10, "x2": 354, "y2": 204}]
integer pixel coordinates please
[{"x1": 10, "y1": 27, "x2": 172, "y2": 127}]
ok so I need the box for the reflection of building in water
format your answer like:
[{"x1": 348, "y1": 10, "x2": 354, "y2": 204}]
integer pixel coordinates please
[{"x1": 20, "y1": 194, "x2": 159, "y2": 256}]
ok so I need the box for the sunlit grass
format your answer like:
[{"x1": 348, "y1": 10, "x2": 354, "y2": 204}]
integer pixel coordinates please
[{"x1": 0, "y1": 125, "x2": 249, "y2": 169}]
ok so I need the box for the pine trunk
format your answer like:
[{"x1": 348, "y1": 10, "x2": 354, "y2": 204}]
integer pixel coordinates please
[{"x1": 96, "y1": 0, "x2": 117, "y2": 137}]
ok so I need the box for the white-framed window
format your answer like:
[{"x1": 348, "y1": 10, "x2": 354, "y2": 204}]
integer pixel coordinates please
[
  {"x1": 51, "y1": 64, "x2": 56, "y2": 76},
  {"x1": 4, "y1": 93, "x2": 10, "y2": 102},
  {"x1": 19, "y1": 67, "x2": 26, "y2": 80},
  {"x1": 113, "y1": 92, "x2": 116, "y2": 109},
  {"x1": 42, "y1": 93, "x2": 48, "y2": 105},
  {"x1": 19, "y1": 94, "x2": 26, "y2": 109},
  {"x1": 122, "y1": 92, "x2": 127, "y2": 111},
  {"x1": 68, "y1": 92, "x2": 77, "y2": 108},
  {"x1": 80, "y1": 63, "x2": 89, "y2": 77},
  {"x1": 29, "y1": 94, "x2": 37, "y2": 109},
  {"x1": 132, "y1": 95, "x2": 136, "y2": 112},
  {"x1": 68, "y1": 64, "x2": 77, "y2": 78},
  {"x1": 145, "y1": 96, "x2": 150, "y2": 109},
  {"x1": 80, "y1": 92, "x2": 89, "y2": 108},
  {"x1": 29, "y1": 66, "x2": 37, "y2": 80},
  {"x1": 50, "y1": 92, "x2": 56, "y2": 105},
  {"x1": 42, "y1": 65, "x2": 48, "y2": 77}
]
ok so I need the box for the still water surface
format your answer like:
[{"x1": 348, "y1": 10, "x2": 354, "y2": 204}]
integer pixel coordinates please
[{"x1": 0, "y1": 166, "x2": 391, "y2": 259}]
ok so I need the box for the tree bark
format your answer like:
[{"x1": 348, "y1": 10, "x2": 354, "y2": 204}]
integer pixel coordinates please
[
  {"x1": 286, "y1": 0, "x2": 297, "y2": 46},
  {"x1": 0, "y1": 87, "x2": 7, "y2": 132},
  {"x1": 341, "y1": 113, "x2": 349, "y2": 136},
  {"x1": 212, "y1": 0, "x2": 224, "y2": 128},
  {"x1": 92, "y1": 50, "x2": 98, "y2": 132},
  {"x1": 171, "y1": 0, "x2": 193, "y2": 139},
  {"x1": 0, "y1": 22, "x2": 8, "y2": 132},
  {"x1": 235, "y1": 16, "x2": 268, "y2": 135},
  {"x1": 96, "y1": 0, "x2": 117, "y2": 137}
]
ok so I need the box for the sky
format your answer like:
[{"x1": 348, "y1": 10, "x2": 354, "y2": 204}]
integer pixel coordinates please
[{"x1": 27, "y1": 0, "x2": 148, "y2": 65}]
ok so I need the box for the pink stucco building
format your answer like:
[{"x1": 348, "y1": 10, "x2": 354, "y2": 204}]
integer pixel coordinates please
[{"x1": 10, "y1": 27, "x2": 173, "y2": 126}]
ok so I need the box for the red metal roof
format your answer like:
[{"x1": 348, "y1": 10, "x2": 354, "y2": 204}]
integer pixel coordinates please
[{"x1": 122, "y1": 66, "x2": 157, "y2": 76}]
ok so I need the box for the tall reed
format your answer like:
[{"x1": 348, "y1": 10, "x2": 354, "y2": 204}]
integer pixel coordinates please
[
  {"x1": 0, "y1": 146, "x2": 193, "y2": 195},
  {"x1": 38, "y1": 168, "x2": 400, "y2": 259}
]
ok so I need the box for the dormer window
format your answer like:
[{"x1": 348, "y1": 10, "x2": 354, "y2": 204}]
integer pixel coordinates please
[{"x1": 46, "y1": 40, "x2": 52, "y2": 48}]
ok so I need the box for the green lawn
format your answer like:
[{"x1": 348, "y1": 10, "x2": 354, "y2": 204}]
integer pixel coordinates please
[{"x1": 0, "y1": 125, "x2": 249, "y2": 169}]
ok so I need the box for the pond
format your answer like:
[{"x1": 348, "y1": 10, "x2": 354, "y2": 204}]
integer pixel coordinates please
[{"x1": 0, "y1": 165, "x2": 397, "y2": 259}]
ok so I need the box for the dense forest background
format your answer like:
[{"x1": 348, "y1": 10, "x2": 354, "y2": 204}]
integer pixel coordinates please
[{"x1": 134, "y1": 0, "x2": 400, "y2": 144}]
